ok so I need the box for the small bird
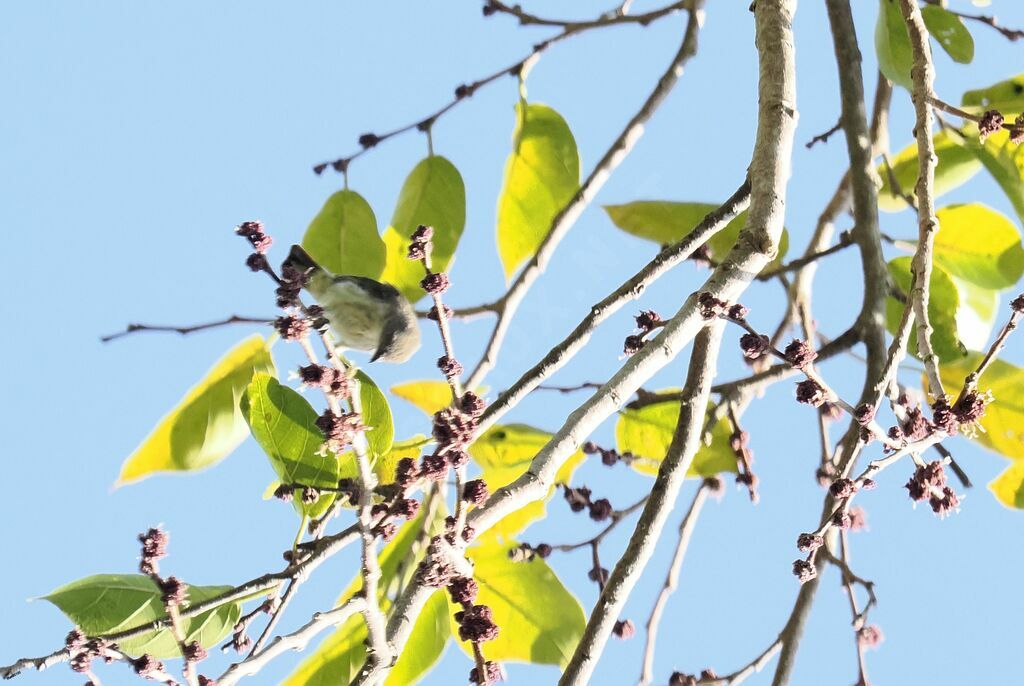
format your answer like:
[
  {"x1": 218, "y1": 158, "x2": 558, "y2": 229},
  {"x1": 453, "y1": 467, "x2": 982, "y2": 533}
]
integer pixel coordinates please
[{"x1": 283, "y1": 245, "x2": 421, "y2": 363}]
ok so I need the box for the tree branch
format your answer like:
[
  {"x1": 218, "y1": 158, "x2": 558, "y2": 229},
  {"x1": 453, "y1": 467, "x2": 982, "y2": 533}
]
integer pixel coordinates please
[{"x1": 900, "y1": 0, "x2": 945, "y2": 400}]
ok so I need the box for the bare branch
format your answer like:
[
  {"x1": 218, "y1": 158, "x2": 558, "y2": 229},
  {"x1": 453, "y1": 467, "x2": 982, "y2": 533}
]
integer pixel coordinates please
[{"x1": 100, "y1": 315, "x2": 272, "y2": 342}]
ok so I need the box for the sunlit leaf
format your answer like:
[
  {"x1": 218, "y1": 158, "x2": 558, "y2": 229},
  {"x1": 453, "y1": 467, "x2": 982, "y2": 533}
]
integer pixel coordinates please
[
  {"x1": 241, "y1": 373, "x2": 340, "y2": 519},
  {"x1": 116, "y1": 335, "x2": 275, "y2": 485},
  {"x1": 616, "y1": 399, "x2": 737, "y2": 478},
  {"x1": 43, "y1": 575, "x2": 244, "y2": 658},
  {"x1": 933, "y1": 203, "x2": 1024, "y2": 289},
  {"x1": 886, "y1": 257, "x2": 966, "y2": 362},
  {"x1": 954, "y1": 277, "x2": 999, "y2": 351},
  {"x1": 990, "y1": 461, "x2": 1024, "y2": 509},
  {"x1": 471, "y1": 424, "x2": 585, "y2": 541},
  {"x1": 878, "y1": 131, "x2": 982, "y2": 212},
  {"x1": 962, "y1": 72, "x2": 1024, "y2": 116},
  {"x1": 937, "y1": 354, "x2": 1024, "y2": 459},
  {"x1": 356, "y1": 369, "x2": 394, "y2": 461},
  {"x1": 391, "y1": 380, "x2": 457, "y2": 416},
  {"x1": 452, "y1": 542, "x2": 584, "y2": 667},
  {"x1": 283, "y1": 511, "x2": 449, "y2": 686},
  {"x1": 962, "y1": 129, "x2": 1024, "y2": 225},
  {"x1": 921, "y1": 5, "x2": 974, "y2": 64},
  {"x1": 875, "y1": 0, "x2": 913, "y2": 90},
  {"x1": 380, "y1": 156, "x2": 466, "y2": 303},
  {"x1": 302, "y1": 189, "x2": 386, "y2": 279},
  {"x1": 497, "y1": 102, "x2": 580, "y2": 279},
  {"x1": 603, "y1": 201, "x2": 789, "y2": 269}
]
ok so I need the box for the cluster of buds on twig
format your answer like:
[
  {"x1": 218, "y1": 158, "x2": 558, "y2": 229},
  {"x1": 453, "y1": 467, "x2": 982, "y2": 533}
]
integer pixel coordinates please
[
  {"x1": 623, "y1": 309, "x2": 665, "y2": 356},
  {"x1": 905, "y1": 461, "x2": 960, "y2": 517},
  {"x1": 728, "y1": 427, "x2": 759, "y2": 503},
  {"x1": 508, "y1": 542, "x2": 552, "y2": 562},
  {"x1": 581, "y1": 440, "x2": 638, "y2": 468},
  {"x1": 65, "y1": 629, "x2": 114, "y2": 679},
  {"x1": 562, "y1": 485, "x2": 614, "y2": 522},
  {"x1": 669, "y1": 668, "x2": 719, "y2": 685},
  {"x1": 135, "y1": 528, "x2": 218, "y2": 684},
  {"x1": 977, "y1": 109, "x2": 1024, "y2": 144}
]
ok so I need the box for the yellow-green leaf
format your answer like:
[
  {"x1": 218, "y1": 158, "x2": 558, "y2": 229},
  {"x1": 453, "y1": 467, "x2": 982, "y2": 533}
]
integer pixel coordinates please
[
  {"x1": 116, "y1": 335, "x2": 275, "y2": 485},
  {"x1": 471, "y1": 424, "x2": 585, "y2": 541},
  {"x1": 603, "y1": 201, "x2": 789, "y2": 269},
  {"x1": 953, "y1": 277, "x2": 999, "y2": 351},
  {"x1": 963, "y1": 129, "x2": 1024, "y2": 225},
  {"x1": 921, "y1": 5, "x2": 974, "y2": 64},
  {"x1": 885, "y1": 257, "x2": 966, "y2": 362},
  {"x1": 302, "y1": 189, "x2": 386, "y2": 279},
  {"x1": 878, "y1": 131, "x2": 982, "y2": 212},
  {"x1": 962, "y1": 72, "x2": 1024, "y2": 117},
  {"x1": 933, "y1": 203, "x2": 1024, "y2": 289},
  {"x1": 391, "y1": 380, "x2": 457, "y2": 416},
  {"x1": 452, "y1": 542, "x2": 584, "y2": 667},
  {"x1": 990, "y1": 461, "x2": 1024, "y2": 509},
  {"x1": 43, "y1": 575, "x2": 246, "y2": 658},
  {"x1": 875, "y1": 0, "x2": 913, "y2": 90},
  {"x1": 497, "y1": 102, "x2": 580, "y2": 279},
  {"x1": 615, "y1": 399, "x2": 737, "y2": 478},
  {"x1": 380, "y1": 156, "x2": 466, "y2": 303},
  {"x1": 938, "y1": 354, "x2": 1024, "y2": 459}
]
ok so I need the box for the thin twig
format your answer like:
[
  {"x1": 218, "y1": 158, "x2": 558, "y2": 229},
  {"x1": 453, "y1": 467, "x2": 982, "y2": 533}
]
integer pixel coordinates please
[
  {"x1": 100, "y1": 315, "x2": 272, "y2": 342},
  {"x1": 216, "y1": 598, "x2": 367, "y2": 686},
  {"x1": 636, "y1": 482, "x2": 711, "y2": 686},
  {"x1": 805, "y1": 119, "x2": 842, "y2": 149}
]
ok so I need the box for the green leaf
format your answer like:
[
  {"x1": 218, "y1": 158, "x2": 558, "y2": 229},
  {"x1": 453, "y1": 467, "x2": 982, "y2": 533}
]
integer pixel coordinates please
[
  {"x1": 470, "y1": 425, "x2": 585, "y2": 541},
  {"x1": 43, "y1": 575, "x2": 244, "y2": 658},
  {"x1": 990, "y1": 461, "x2": 1024, "y2": 509},
  {"x1": 356, "y1": 369, "x2": 394, "y2": 461},
  {"x1": 302, "y1": 189, "x2": 386, "y2": 279},
  {"x1": 875, "y1": 0, "x2": 913, "y2": 90},
  {"x1": 380, "y1": 156, "x2": 466, "y2": 303},
  {"x1": 391, "y1": 380, "x2": 457, "y2": 416},
  {"x1": 284, "y1": 511, "x2": 449, "y2": 686},
  {"x1": 453, "y1": 542, "x2": 584, "y2": 667},
  {"x1": 953, "y1": 277, "x2": 998, "y2": 351},
  {"x1": 933, "y1": 203, "x2": 1024, "y2": 289},
  {"x1": 878, "y1": 131, "x2": 982, "y2": 212},
  {"x1": 602, "y1": 201, "x2": 789, "y2": 269},
  {"x1": 921, "y1": 5, "x2": 974, "y2": 64},
  {"x1": 963, "y1": 130, "x2": 1024, "y2": 225},
  {"x1": 885, "y1": 257, "x2": 966, "y2": 362},
  {"x1": 496, "y1": 102, "x2": 580, "y2": 279},
  {"x1": 962, "y1": 72, "x2": 1024, "y2": 116},
  {"x1": 116, "y1": 335, "x2": 275, "y2": 485},
  {"x1": 241, "y1": 373, "x2": 340, "y2": 519},
  {"x1": 616, "y1": 399, "x2": 737, "y2": 478},
  {"x1": 938, "y1": 354, "x2": 1024, "y2": 459}
]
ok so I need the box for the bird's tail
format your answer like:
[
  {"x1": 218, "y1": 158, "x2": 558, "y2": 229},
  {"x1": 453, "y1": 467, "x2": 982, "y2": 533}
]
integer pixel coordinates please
[{"x1": 284, "y1": 244, "x2": 322, "y2": 275}]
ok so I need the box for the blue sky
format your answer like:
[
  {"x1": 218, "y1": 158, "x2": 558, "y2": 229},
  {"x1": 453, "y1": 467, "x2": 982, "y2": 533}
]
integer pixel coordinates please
[{"x1": 3, "y1": 1, "x2": 1024, "y2": 684}]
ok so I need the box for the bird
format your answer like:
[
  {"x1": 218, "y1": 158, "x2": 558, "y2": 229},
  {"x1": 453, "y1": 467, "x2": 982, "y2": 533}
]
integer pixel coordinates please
[{"x1": 283, "y1": 245, "x2": 421, "y2": 363}]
